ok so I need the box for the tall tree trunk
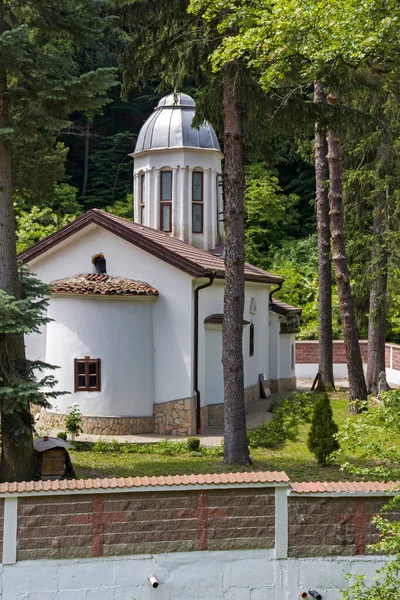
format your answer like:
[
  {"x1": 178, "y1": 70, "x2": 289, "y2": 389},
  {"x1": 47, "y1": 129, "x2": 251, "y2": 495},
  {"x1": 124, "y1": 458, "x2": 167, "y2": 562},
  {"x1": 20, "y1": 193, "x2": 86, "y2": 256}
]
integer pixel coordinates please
[
  {"x1": 314, "y1": 81, "x2": 335, "y2": 391},
  {"x1": 81, "y1": 118, "x2": 90, "y2": 198},
  {"x1": 0, "y1": 0, "x2": 35, "y2": 482},
  {"x1": 366, "y1": 200, "x2": 388, "y2": 394},
  {"x1": 326, "y1": 93, "x2": 367, "y2": 411},
  {"x1": 367, "y1": 113, "x2": 391, "y2": 394},
  {"x1": 221, "y1": 62, "x2": 250, "y2": 465}
]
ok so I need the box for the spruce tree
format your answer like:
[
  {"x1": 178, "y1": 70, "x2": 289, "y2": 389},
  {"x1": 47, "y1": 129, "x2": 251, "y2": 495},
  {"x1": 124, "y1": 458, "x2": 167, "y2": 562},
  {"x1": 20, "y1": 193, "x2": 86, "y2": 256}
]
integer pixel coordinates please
[{"x1": 307, "y1": 393, "x2": 339, "y2": 465}]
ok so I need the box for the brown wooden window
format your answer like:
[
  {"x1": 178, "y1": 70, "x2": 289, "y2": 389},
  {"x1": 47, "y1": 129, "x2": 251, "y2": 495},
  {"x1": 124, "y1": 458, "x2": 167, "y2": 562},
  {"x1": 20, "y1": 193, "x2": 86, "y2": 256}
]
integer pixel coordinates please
[
  {"x1": 249, "y1": 323, "x2": 254, "y2": 357},
  {"x1": 74, "y1": 357, "x2": 101, "y2": 392},
  {"x1": 192, "y1": 171, "x2": 203, "y2": 233},
  {"x1": 140, "y1": 173, "x2": 146, "y2": 224},
  {"x1": 160, "y1": 171, "x2": 172, "y2": 232}
]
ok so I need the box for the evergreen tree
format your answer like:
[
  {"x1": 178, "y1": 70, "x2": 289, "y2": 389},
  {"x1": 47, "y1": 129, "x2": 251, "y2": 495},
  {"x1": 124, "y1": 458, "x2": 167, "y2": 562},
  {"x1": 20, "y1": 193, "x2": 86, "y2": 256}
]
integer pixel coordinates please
[
  {"x1": 0, "y1": 0, "x2": 117, "y2": 482},
  {"x1": 0, "y1": 267, "x2": 65, "y2": 481},
  {"x1": 307, "y1": 393, "x2": 339, "y2": 465}
]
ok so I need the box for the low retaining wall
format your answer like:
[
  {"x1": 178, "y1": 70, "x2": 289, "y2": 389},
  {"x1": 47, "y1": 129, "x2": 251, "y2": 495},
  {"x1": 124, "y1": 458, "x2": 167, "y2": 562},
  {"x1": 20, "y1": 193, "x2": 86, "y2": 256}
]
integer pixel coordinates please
[
  {"x1": 296, "y1": 340, "x2": 400, "y2": 384},
  {"x1": 0, "y1": 474, "x2": 399, "y2": 599}
]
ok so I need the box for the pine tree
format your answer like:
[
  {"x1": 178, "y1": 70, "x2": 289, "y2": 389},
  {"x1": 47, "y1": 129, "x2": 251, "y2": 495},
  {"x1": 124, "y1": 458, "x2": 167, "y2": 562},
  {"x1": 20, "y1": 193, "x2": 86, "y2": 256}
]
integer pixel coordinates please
[{"x1": 307, "y1": 393, "x2": 339, "y2": 465}]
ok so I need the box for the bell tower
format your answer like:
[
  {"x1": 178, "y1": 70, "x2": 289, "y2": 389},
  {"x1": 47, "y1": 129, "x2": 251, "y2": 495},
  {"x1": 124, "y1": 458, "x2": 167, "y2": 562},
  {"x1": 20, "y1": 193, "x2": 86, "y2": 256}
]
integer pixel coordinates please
[{"x1": 131, "y1": 93, "x2": 224, "y2": 251}]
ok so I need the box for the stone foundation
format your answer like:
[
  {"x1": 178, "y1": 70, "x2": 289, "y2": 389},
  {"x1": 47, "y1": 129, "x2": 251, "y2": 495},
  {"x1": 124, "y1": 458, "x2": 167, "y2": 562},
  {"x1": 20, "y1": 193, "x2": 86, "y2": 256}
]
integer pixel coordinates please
[
  {"x1": 200, "y1": 383, "x2": 263, "y2": 429},
  {"x1": 244, "y1": 383, "x2": 262, "y2": 406},
  {"x1": 279, "y1": 377, "x2": 297, "y2": 392},
  {"x1": 39, "y1": 410, "x2": 154, "y2": 435},
  {"x1": 154, "y1": 397, "x2": 196, "y2": 436}
]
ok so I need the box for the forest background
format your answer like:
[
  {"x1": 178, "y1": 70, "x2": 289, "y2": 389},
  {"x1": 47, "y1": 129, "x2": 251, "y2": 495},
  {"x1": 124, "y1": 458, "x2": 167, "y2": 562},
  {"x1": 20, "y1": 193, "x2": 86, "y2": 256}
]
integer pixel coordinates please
[{"x1": 13, "y1": 0, "x2": 400, "y2": 344}]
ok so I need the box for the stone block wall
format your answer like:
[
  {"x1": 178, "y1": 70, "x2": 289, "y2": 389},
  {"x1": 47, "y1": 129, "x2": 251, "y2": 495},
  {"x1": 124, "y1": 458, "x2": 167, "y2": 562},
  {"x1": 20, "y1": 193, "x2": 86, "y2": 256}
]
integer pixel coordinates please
[
  {"x1": 288, "y1": 496, "x2": 400, "y2": 557},
  {"x1": 40, "y1": 410, "x2": 154, "y2": 435},
  {"x1": 154, "y1": 396, "x2": 196, "y2": 436},
  {"x1": 15, "y1": 488, "x2": 275, "y2": 561},
  {"x1": 200, "y1": 384, "x2": 262, "y2": 429}
]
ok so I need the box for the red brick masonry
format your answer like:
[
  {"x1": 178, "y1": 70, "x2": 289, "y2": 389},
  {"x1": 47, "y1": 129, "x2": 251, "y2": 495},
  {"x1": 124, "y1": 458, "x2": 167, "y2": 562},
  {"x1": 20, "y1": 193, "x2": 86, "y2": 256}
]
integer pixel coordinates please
[
  {"x1": 17, "y1": 489, "x2": 275, "y2": 561},
  {"x1": 296, "y1": 341, "x2": 369, "y2": 365}
]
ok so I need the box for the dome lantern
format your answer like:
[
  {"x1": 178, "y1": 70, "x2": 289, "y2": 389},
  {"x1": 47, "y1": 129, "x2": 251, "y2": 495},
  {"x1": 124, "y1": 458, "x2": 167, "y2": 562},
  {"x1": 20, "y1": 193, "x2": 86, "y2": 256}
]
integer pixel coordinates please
[{"x1": 132, "y1": 92, "x2": 224, "y2": 251}]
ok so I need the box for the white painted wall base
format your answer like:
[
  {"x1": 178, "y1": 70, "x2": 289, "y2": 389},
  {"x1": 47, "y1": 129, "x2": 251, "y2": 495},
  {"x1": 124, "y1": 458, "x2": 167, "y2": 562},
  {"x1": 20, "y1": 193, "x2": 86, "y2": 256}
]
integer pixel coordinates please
[{"x1": 0, "y1": 550, "x2": 387, "y2": 600}]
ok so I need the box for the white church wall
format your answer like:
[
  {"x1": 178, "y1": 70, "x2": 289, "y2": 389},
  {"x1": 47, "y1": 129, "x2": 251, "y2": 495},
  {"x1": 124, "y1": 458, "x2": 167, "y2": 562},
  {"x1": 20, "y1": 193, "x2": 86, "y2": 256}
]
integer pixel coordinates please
[
  {"x1": 279, "y1": 334, "x2": 296, "y2": 380},
  {"x1": 45, "y1": 296, "x2": 154, "y2": 417},
  {"x1": 0, "y1": 551, "x2": 388, "y2": 600},
  {"x1": 26, "y1": 226, "x2": 194, "y2": 406},
  {"x1": 198, "y1": 280, "x2": 270, "y2": 407},
  {"x1": 269, "y1": 313, "x2": 280, "y2": 391}
]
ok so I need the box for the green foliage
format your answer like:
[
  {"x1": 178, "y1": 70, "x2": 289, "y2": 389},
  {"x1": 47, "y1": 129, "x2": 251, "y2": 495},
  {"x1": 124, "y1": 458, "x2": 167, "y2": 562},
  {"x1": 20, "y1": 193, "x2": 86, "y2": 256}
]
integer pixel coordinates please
[
  {"x1": 64, "y1": 404, "x2": 83, "y2": 439},
  {"x1": 248, "y1": 392, "x2": 315, "y2": 449},
  {"x1": 338, "y1": 390, "x2": 400, "y2": 480},
  {"x1": 57, "y1": 431, "x2": 68, "y2": 441},
  {"x1": 268, "y1": 235, "x2": 342, "y2": 339},
  {"x1": 0, "y1": 267, "x2": 65, "y2": 438},
  {"x1": 88, "y1": 438, "x2": 223, "y2": 458},
  {"x1": 244, "y1": 163, "x2": 299, "y2": 268},
  {"x1": 307, "y1": 393, "x2": 339, "y2": 464},
  {"x1": 187, "y1": 437, "x2": 201, "y2": 452}
]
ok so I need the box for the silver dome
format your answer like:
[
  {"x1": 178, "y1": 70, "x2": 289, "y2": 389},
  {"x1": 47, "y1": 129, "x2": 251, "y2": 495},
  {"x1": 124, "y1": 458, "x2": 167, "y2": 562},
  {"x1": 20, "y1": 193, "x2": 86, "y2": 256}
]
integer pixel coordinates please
[{"x1": 134, "y1": 92, "x2": 221, "y2": 154}]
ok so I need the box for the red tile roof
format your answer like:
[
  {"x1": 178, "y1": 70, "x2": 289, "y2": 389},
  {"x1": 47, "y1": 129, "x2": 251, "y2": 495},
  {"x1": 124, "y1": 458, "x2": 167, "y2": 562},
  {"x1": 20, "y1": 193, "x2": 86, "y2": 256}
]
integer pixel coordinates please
[
  {"x1": 51, "y1": 274, "x2": 158, "y2": 297},
  {"x1": 0, "y1": 471, "x2": 290, "y2": 494},
  {"x1": 18, "y1": 209, "x2": 283, "y2": 284},
  {"x1": 291, "y1": 481, "x2": 400, "y2": 494}
]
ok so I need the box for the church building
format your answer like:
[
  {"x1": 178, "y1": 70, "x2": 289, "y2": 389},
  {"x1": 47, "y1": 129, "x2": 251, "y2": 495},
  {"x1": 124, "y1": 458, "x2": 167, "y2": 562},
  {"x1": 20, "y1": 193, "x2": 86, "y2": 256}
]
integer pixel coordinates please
[{"x1": 21, "y1": 92, "x2": 301, "y2": 436}]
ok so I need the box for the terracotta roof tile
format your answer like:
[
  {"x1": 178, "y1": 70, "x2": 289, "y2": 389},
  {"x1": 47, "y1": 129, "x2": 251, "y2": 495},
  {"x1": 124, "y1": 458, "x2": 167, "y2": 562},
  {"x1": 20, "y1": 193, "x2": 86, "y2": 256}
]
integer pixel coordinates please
[
  {"x1": 19, "y1": 209, "x2": 283, "y2": 284},
  {"x1": 290, "y1": 481, "x2": 400, "y2": 493},
  {"x1": 0, "y1": 471, "x2": 289, "y2": 495},
  {"x1": 51, "y1": 274, "x2": 158, "y2": 297}
]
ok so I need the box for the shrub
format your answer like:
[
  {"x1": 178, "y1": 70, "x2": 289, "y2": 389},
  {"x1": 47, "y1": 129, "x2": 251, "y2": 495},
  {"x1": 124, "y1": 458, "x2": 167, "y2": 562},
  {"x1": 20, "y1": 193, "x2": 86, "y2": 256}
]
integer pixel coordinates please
[
  {"x1": 187, "y1": 437, "x2": 200, "y2": 452},
  {"x1": 64, "y1": 404, "x2": 83, "y2": 440},
  {"x1": 57, "y1": 431, "x2": 67, "y2": 441},
  {"x1": 307, "y1": 393, "x2": 339, "y2": 464},
  {"x1": 248, "y1": 392, "x2": 316, "y2": 449}
]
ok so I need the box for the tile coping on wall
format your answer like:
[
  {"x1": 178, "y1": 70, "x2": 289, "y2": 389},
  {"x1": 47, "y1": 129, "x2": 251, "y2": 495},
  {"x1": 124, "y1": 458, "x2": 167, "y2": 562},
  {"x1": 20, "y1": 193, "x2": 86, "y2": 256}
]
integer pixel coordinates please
[
  {"x1": 0, "y1": 472, "x2": 399, "y2": 498},
  {"x1": 0, "y1": 471, "x2": 289, "y2": 496}
]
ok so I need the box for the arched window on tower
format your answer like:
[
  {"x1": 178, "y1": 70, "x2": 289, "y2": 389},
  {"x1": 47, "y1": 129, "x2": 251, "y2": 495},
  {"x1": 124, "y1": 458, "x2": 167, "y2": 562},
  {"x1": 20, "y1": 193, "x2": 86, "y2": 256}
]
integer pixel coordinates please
[
  {"x1": 140, "y1": 172, "x2": 146, "y2": 224},
  {"x1": 92, "y1": 253, "x2": 107, "y2": 274},
  {"x1": 192, "y1": 170, "x2": 204, "y2": 233},
  {"x1": 160, "y1": 170, "x2": 172, "y2": 232}
]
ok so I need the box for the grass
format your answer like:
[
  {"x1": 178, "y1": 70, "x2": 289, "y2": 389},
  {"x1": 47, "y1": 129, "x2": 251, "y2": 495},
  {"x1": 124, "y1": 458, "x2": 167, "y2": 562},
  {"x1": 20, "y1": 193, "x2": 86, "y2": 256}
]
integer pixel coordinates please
[{"x1": 69, "y1": 391, "x2": 379, "y2": 482}]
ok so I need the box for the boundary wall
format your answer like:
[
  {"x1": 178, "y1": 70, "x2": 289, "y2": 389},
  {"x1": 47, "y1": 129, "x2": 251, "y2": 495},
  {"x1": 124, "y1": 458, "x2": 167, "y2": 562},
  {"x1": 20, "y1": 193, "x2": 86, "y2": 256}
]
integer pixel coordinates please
[
  {"x1": 0, "y1": 474, "x2": 398, "y2": 599},
  {"x1": 296, "y1": 340, "x2": 400, "y2": 384}
]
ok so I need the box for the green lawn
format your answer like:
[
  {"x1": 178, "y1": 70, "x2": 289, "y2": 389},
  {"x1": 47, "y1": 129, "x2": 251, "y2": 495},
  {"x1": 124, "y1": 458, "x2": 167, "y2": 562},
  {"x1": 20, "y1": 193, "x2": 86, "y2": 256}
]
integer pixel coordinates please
[{"x1": 70, "y1": 392, "x2": 378, "y2": 482}]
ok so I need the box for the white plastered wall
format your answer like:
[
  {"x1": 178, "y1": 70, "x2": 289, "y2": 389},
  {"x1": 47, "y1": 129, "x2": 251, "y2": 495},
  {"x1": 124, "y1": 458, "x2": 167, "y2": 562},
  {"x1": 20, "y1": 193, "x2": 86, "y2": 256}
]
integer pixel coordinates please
[
  {"x1": 279, "y1": 334, "x2": 296, "y2": 380},
  {"x1": 269, "y1": 313, "x2": 280, "y2": 382},
  {"x1": 25, "y1": 225, "x2": 194, "y2": 407},
  {"x1": 45, "y1": 296, "x2": 154, "y2": 417},
  {"x1": 0, "y1": 551, "x2": 388, "y2": 600},
  {"x1": 198, "y1": 280, "x2": 270, "y2": 406},
  {"x1": 134, "y1": 148, "x2": 224, "y2": 250}
]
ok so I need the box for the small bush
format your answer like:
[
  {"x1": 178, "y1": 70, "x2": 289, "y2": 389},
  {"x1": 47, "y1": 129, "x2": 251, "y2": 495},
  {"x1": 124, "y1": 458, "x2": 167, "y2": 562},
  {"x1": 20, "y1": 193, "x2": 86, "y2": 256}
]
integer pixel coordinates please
[
  {"x1": 307, "y1": 393, "x2": 339, "y2": 464},
  {"x1": 187, "y1": 437, "x2": 200, "y2": 452},
  {"x1": 65, "y1": 404, "x2": 83, "y2": 439},
  {"x1": 57, "y1": 431, "x2": 67, "y2": 441}
]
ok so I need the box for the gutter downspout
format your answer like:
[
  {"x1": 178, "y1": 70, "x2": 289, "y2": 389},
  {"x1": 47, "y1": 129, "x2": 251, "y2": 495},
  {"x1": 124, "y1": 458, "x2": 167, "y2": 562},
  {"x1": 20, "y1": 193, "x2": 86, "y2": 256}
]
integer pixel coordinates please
[
  {"x1": 269, "y1": 282, "x2": 283, "y2": 309},
  {"x1": 194, "y1": 272, "x2": 215, "y2": 434}
]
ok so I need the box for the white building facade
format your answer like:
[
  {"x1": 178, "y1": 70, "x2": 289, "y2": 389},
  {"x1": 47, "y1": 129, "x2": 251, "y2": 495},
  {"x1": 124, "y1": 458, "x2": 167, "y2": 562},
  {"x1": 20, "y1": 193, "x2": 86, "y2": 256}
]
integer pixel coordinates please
[{"x1": 22, "y1": 93, "x2": 300, "y2": 436}]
